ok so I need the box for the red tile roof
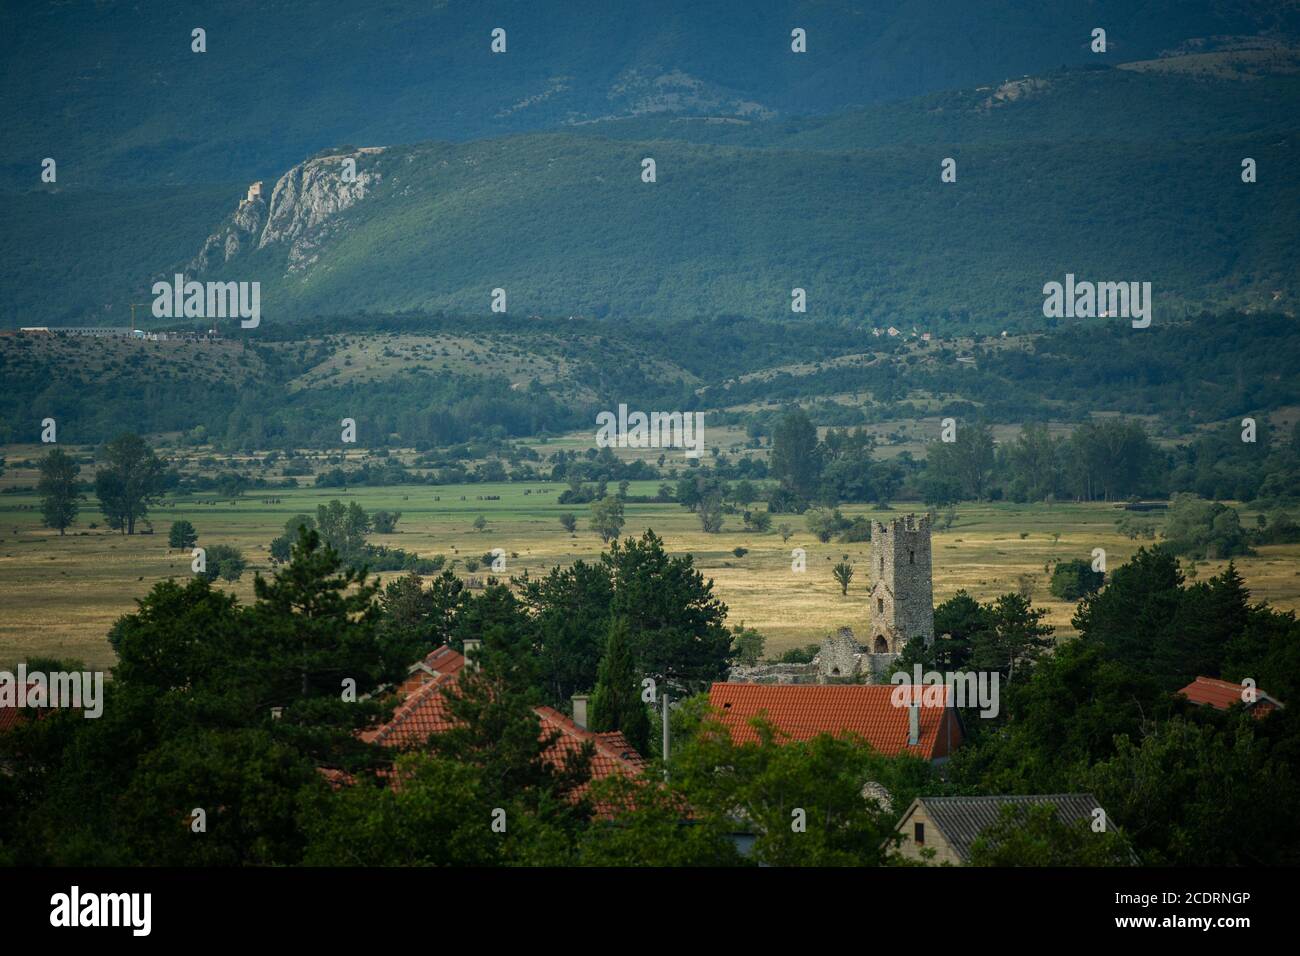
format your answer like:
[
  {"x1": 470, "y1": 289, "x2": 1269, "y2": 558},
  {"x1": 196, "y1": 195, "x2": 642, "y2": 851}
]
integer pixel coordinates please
[
  {"x1": 350, "y1": 645, "x2": 648, "y2": 811},
  {"x1": 360, "y1": 673, "x2": 459, "y2": 746},
  {"x1": 395, "y1": 644, "x2": 466, "y2": 697},
  {"x1": 708, "y1": 683, "x2": 963, "y2": 760},
  {"x1": 1177, "y1": 676, "x2": 1284, "y2": 717},
  {"x1": 0, "y1": 681, "x2": 44, "y2": 734},
  {"x1": 534, "y1": 706, "x2": 648, "y2": 784}
]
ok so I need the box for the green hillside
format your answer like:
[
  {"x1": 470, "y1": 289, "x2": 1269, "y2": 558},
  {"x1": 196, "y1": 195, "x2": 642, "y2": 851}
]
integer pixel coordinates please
[
  {"x1": 182, "y1": 67, "x2": 1300, "y2": 327},
  {"x1": 4, "y1": 65, "x2": 1298, "y2": 329}
]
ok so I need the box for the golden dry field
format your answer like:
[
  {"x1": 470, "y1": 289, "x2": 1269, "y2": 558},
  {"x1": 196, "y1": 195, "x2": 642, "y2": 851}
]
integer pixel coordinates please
[{"x1": 1, "y1": 465, "x2": 1296, "y2": 672}]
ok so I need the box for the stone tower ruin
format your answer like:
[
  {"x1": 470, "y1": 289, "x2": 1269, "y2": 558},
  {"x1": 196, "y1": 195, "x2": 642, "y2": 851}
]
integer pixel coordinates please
[{"x1": 867, "y1": 513, "x2": 934, "y2": 654}]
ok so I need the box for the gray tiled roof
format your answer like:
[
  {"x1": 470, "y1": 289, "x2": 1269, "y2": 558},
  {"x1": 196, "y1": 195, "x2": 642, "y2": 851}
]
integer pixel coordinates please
[{"x1": 918, "y1": 793, "x2": 1105, "y2": 862}]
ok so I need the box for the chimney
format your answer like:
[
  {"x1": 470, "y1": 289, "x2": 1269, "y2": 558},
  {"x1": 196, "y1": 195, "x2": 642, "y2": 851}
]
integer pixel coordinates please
[
  {"x1": 571, "y1": 694, "x2": 590, "y2": 730},
  {"x1": 462, "y1": 638, "x2": 482, "y2": 671},
  {"x1": 908, "y1": 699, "x2": 920, "y2": 746}
]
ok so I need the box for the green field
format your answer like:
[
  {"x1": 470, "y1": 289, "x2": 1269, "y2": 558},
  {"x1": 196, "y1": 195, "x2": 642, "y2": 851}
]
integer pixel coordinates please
[{"x1": 2, "y1": 475, "x2": 1297, "y2": 672}]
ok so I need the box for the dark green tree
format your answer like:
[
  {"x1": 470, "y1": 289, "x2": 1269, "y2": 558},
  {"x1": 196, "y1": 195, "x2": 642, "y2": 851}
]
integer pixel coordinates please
[
  {"x1": 93, "y1": 432, "x2": 166, "y2": 534},
  {"x1": 770, "y1": 406, "x2": 821, "y2": 499},
  {"x1": 605, "y1": 531, "x2": 731, "y2": 694},
  {"x1": 167, "y1": 519, "x2": 198, "y2": 550},
  {"x1": 590, "y1": 617, "x2": 651, "y2": 755},
  {"x1": 37, "y1": 448, "x2": 81, "y2": 535}
]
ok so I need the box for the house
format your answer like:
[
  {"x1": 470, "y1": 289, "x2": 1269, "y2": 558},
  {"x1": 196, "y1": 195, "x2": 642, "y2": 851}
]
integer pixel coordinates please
[
  {"x1": 892, "y1": 793, "x2": 1116, "y2": 865},
  {"x1": 1176, "y1": 676, "x2": 1285, "y2": 718},
  {"x1": 395, "y1": 642, "x2": 466, "y2": 697},
  {"x1": 0, "y1": 684, "x2": 39, "y2": 734},
  {"x1": 352, "y1": 644, "x2": 648, "y2": 808},
  {"x1": 707, "y1": 682, "x2": 963, "y2": 762}
]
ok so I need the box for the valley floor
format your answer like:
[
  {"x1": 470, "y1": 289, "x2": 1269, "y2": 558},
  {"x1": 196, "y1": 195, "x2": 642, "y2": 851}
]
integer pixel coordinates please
[{"x1": 1, "y1": 480, "x2": 1296, "y2": 672}]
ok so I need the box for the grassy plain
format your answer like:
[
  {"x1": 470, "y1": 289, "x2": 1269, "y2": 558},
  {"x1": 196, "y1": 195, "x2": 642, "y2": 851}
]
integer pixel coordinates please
[{"x1": 2, "y1": 470, "x2": 1298, "y2": 673}]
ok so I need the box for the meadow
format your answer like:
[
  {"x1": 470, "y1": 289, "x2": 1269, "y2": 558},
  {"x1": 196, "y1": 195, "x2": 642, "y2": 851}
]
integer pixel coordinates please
[{"x1": 2, "y1": 473, "x2": 1297, "y2": 673}]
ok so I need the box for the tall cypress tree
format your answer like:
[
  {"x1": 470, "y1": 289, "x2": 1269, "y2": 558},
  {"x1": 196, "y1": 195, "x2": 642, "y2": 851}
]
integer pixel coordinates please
[{"x1": 590, "y1": 616, "x2": 650, "y2": 755}]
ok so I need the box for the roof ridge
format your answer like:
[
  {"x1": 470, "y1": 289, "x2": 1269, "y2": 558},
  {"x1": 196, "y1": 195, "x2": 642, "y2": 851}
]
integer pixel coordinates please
[{"x1": 534, "y1": 707, "x2": 646, "y2": 768}]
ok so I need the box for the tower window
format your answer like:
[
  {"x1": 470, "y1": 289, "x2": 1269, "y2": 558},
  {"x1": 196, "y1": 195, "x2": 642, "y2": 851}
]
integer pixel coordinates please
[
  {"x1": 914, "y1": 822, "x2": 925, "y2": 844},
  {"x1": 877, "y1": 598, "x2": 884, "y2": 613},
  {"x1": 880, "y1": 556, "x2": 884, "y2": 573},
  {"x1": 909, "y1": 550, "x2": 915, "y2": 565}
]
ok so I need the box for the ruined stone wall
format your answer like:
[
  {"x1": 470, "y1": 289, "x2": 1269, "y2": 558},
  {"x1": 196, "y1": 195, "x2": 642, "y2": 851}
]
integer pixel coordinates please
[{"x1": 818, "y1": 626, "x2": 861, "y2": 682}]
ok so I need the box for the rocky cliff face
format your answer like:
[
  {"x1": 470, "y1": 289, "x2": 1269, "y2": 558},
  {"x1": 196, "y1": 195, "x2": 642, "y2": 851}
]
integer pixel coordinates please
[
  {"x1": 190, "y1": 147, "x2": 385, "y2": 275},
  {"x1": 188, "y1": 189, "x2": 266, "y2": 273}
]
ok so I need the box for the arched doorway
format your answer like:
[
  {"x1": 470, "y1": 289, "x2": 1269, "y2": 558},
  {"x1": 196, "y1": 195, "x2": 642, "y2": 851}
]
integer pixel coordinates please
[{"x1": 873, "y1": 635, "x2": 889, "y2": 654}]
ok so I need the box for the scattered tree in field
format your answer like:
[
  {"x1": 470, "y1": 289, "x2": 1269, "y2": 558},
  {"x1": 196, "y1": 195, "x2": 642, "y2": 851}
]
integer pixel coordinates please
[
  {"x1": 832, "y1": 561, "x2": 854, "y2": 596},
  {"x1": 472, "y1": 514, "x2": 488, "y2": 533},
  {"x1": 217, "y1": 471, "x2": 249, "y2": 497},
  {"x1": 1115, "y1": 514, "x2": 1157, "y2": 540},
  {"x1": 200, "y1": 544, "x2": 246, "y2": 583},
  {"x1": 37, "y1": 448, "x2": 81, "y2": 535},
  {"x1": 589, "y1": 495, "x2": 625, "y2": 543},
  {"x1": 316, "y1": 500, "x2": 371, "y2": 563},
  {"x1": 806, "y1": 507, "x2": 850, "y2": 543},
  {"x1": 730, "y1": 624, "x2": 765, "y2": 666},
  {"x1": 1163, "y1": 494, "x2": 1251, "y2": 559},
  {"x1": 926, "y1": 421, "x2": 995, "y2": 501},
  {"x1": 168, "y1": 520, "x2": 198, "y2": 550},
  {"x1": 778, "y1": 523, "x2": 793, "y2": 543},
  {"x1": 1049, "y1": 559, "x2": 1105, "y2": 601},
  {"x1": 94, "y1": 433, "x2": 167, "y2": 535},
  {"x1": 559, "y1": 513, "x2": 577, "y2": 533},
  {"x1": 370, "y1": 510, "x2": 401, "y2": 533},
  {"x1": 770, "y1": 406, "x2": 821, "y2": 501},
  {"x1": 697, "y1": 494, "x2": 724, "y2": 533}
]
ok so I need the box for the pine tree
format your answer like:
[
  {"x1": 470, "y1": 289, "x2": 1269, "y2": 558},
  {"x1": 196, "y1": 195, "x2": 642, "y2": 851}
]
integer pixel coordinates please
[{"x1": 590, "y1": 616, "x2": 651, "y2": 755}]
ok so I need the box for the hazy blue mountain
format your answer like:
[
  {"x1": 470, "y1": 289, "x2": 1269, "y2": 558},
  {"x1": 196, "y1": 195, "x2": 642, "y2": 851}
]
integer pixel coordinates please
[{"x1": 4, "y1": 0, "x2": 1298, "y2": 187}]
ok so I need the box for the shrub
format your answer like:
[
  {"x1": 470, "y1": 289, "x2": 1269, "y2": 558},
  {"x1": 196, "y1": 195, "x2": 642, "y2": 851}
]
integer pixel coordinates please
[{"x1": 1049, "y1": 558, "x2": 1104, "y2": 601}]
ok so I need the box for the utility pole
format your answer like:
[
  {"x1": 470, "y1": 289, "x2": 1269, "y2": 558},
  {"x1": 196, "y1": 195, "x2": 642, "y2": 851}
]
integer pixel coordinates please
[
  {"x1": 661, "y1": 689, "x2": 671, "y2": 780},
  {"x1": 128, "y1": 303, "x2": 147, "y2": 333}
]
